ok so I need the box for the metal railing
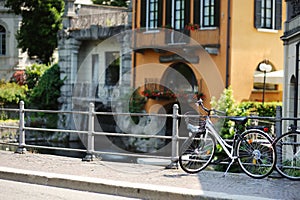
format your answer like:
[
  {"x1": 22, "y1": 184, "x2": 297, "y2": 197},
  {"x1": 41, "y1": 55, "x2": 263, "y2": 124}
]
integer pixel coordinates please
[{"x1": 1, "y1": 101, "x2": 298, "y2": 166}]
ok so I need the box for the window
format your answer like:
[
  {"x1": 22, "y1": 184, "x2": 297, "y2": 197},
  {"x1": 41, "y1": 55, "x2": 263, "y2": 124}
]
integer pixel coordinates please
[
  {"x1": 92, "y1": 54, "x2": 99, "y2": 84},
  {"x1": 148, "y1": 0, "x2": 159, "y2": 29},
  {"x1": 174, "y1": 0, "x2": 185, "y2": 30},
  {"x1": 105, "y1": 52, "x2": 120, "y2": 87},
  {"x1": 140, "y1": 0, "x2": 162, "y2": 30},
  {"x1": 166, "y1": 0, "x2": 190, "y2": 30},
  {"x1": 254, "y1": 0, "x2": 282, "y2": 30},
  {"x1": 194, "y1": 0, "x2": 220, "y2": 28},
  {"x1": 202, "y1": 0, "x2": 216, "y2": 27},
  {"x1": 0, "y1": 25, "x2": 6, "y2": 55},
  {"x1": 261, "y1": 0, "x2": 273, "y2": 28}
]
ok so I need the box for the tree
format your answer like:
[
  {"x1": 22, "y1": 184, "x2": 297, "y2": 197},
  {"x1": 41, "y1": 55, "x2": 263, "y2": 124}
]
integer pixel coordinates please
[
  {"x1": 92, "y1": 0, "x2": 128, "y2": 7},
  {"x1": 5, "y1": 0, "x2": 64, "y2": 64}
]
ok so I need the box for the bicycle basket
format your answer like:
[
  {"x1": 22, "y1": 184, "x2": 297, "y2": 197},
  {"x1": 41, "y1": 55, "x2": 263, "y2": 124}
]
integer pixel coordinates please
[{"x1": 183, "y1": 111, "x2": 206, "y2": 132}]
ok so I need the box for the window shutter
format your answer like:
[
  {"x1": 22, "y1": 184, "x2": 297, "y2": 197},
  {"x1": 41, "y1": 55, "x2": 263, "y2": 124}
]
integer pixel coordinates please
[
  {"x1": 214, "y1": 0, "x2": 220, "y2": 27},
  {"x1": 194, "y1": 0, "x2": 200, "y2": 25},
  {"x1": 140, "y1": 0, "x2": 146, "y2": 27},
  {"x1": 184, "y1": 0, "x2": 191, "y2": 26},
  {"x1": 254, "y1": 0, "x2": 262, "y2": 28},
  {"x1": 157, "y1": 0, "x2": 163, "y2": 27},
  {"x1": 165, "y1": 0, "x2": 172, "y2": 27},
  {"x1": 275, "y1": 0, "x2": 282, "y2": 30}
]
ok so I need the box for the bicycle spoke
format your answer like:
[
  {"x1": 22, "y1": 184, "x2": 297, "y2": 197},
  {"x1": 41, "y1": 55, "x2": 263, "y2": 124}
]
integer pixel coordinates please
[
  {"x1": 237, "y1": 130, "x2": 275, "y2": 179},
  {"x1": 275, "y1": 132, "x2": 300, "y2": 180},
  {"x1": 179, "y1": 132, "x2": 215, "y2": 173}
]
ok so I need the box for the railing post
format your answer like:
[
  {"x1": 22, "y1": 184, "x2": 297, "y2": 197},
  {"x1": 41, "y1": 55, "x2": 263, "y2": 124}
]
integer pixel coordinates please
[
  {"x1": 16, "y1": 101, "x2": 26, "y2": 154},
  {"x1": 82, "y1": 102, "x2": 95, "y2": 161},
  {"x1": 270, "y1": 105, "x2": 283, "y2": 178},
  {"x1": 167, "y1": 104, "x2": 179, "y2": 169},
  {"x1": 275, "y1": 106, "x2": 282, "y2": 138}
]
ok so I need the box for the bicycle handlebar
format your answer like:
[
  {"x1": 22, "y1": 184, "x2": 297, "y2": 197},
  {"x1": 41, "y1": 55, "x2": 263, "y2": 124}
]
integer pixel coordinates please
[{"x1": 196, "y1": 98, "x2": 226, "y2": 116}]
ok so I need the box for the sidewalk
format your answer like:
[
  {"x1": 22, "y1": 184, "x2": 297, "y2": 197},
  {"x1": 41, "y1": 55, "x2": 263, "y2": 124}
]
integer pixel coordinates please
[{"x1": 0, "y1": 150, "x2": 299, "y2": 200}]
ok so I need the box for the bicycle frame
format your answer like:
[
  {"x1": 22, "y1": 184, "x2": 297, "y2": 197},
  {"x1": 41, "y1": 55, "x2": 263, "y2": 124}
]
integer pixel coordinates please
[{"x1": 205, "y1": 117, "x2": 236, "y2": 161}]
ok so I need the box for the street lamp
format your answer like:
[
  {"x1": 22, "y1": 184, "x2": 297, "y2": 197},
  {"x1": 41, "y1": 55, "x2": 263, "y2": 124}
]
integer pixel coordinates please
[{"x1": 259, "y1": 62, "x2": 272, "y2": 105}]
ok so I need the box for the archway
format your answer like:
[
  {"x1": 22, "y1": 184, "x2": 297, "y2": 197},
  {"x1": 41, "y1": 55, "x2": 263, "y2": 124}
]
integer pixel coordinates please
[
  {"x1": 160, "y1": 62, "x2": 199, "y2": 144},
  {"x1": 161, "y1": 62, "x2": 198, "y2": 94}
]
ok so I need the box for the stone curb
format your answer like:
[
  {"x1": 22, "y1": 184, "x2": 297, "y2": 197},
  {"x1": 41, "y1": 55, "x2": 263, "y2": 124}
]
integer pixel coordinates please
[{"x1": 0, "y1": 166, "x2": 273, "y2": 200}]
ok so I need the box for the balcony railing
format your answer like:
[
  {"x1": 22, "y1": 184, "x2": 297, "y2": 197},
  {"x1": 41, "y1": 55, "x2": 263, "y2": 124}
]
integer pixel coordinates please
[{"x1": 70, "y1": 11, "x2": 128, "y2": 30}]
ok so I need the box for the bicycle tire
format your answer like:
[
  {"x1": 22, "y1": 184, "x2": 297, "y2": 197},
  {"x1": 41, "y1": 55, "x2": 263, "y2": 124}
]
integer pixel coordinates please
[
  {"x1": 179, "y1": 131, "x2": 215, "y2": 174},
  {"x1": 274, "y1": 131, "x2": 300, "y2": 180},
  {"x1": 236, "y1": 129, "x2": 276, "y2": 179}
]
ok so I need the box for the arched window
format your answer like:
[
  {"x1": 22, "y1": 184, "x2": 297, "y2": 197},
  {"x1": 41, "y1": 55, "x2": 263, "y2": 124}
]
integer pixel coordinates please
[{"x1": 0, "y1": 25, "x2": 6, "y2": 55}]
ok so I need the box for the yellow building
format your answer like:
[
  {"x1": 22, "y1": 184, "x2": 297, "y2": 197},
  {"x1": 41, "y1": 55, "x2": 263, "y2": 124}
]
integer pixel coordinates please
[{"x1": 132, "y1": 0, "x2": 285, "y2": 105}]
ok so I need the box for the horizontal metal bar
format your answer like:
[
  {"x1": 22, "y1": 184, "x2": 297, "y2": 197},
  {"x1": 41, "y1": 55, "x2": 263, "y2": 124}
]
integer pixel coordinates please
[
  {"x1": 0, "y1": 108, "x2": 19, "y2": 112},
  {"x1": 93, "y1": 111, "x2": 173, "y2": 118},
  {"x1": 24, "y1": 127, "x2": 88, "y2": 134},
  {"x1": 0, "y1": 142, "x2": 18, "y2": 146},
  {"x1": 93, "y1": 131, "x2": 172, "y2": 139},
  {"x1": 24, "y1": 109, "x2": 89, "y2": 115},
  {"x1": 0, "y1": 125, "x2": 18, "y2": 129},
  {"x1": 92, "y1": 150, "x2": 172, "y2": 160},
  {"x1": 24, "y1": 144, "x2": 87, "y2": 153}
]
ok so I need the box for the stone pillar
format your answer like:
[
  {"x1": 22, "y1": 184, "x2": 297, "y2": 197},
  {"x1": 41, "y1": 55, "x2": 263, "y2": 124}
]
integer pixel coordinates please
[
  {"x1": 57, "y1": 0, "x2": 81, "y2": 135},
  {"x1": 63, "y1": 0, "x2": 77, "y2": 29},
  {"x1": 119, "y1": 1, "x2": 132, "y2": 97},
  {"x1": 120, "y1": 33, "x2": 132, "y2": 94},
  {"x1": 57, "y1": 33, "x2": 81, "y2": 135}
]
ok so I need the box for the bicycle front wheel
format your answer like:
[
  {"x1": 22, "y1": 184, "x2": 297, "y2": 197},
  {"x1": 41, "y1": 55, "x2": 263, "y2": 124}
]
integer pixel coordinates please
[
  {"x1": 274, "y1": 131, "x2": 300, "y2": 180},
  {"x1": 236, "y1": 130, "x2": 276, "y2": 179},
  {"x1": 179, "y1": 131, "x2": 215, "y2": 174}
]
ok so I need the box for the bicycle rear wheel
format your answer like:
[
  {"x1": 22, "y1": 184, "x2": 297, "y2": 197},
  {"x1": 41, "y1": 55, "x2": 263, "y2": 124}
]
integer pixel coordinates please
[
  {"x1": 236, "y1": 130, "x2": 276, "y2": 179},
  {"x1": 179, "y1": 131, "x2": 215, "y2": 174},
  {"x1": 274, "y1": 131, "x2": 300, "y2": 180}
]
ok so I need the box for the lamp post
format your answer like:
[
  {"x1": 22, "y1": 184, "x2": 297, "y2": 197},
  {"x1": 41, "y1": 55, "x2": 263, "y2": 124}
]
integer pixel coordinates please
[{"x1": 259, "y1": 62, "x2": 272, "y2": 105}]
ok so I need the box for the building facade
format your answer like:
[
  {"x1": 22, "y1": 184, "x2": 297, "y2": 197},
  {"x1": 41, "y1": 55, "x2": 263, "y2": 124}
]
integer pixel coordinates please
[
  {"x1": 0, "y1": 0, "x2": 24, "y2": 80},
  {"x1": 281, "y1": 0, "x2": 300, "y2": 126},
  {"x1": 132, "y1": 0, "x2": 286, "y2": 105},
  {"x1": 0, "y1": 0, "x2": 61, "y2": 81}
]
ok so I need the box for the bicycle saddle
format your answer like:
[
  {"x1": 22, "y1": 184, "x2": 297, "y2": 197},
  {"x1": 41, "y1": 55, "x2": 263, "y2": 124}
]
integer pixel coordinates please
[{"x1": 228, "y1": 116, "x2": 248, "y2": 125}]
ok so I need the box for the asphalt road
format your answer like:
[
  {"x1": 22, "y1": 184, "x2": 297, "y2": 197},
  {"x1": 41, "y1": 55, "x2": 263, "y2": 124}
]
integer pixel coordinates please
[{"x1": 0, "y1": 179, "x2": 140, "y2": 200}]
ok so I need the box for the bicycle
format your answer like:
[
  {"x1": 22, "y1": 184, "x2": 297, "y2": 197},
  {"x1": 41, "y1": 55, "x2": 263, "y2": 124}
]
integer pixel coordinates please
[
  {"x1": 178, "y1": 98, "x2": 276, "y2": 179},
  {"x1": 274, "y1": 125, "x2": 300, "y2": 180}
]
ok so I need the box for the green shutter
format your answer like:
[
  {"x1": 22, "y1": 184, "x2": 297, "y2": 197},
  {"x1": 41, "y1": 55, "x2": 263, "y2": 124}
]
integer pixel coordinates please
[
  {"x1": 140, "y1": 0, "x2": 146, "y2": 27},
  {"x1": 254, "y1": 0, "x2": 262, "y2": 28},
  {"x1": 157, "y1": 0, "x2": 163, "y2": 27},
  {"x1": 184, "y1": 0, "x2": 191, "y2": 26},
  {"x1": 165, "y1": 0, "x2": 172, "y2": 27},
  {"x1": 214, "y1": 0, "x2": 220, "y2": 27},
  {"x1": 275, "y1": 0, "x2": 282, "y2": 30},
  {"x1": 194, "y1": 0, "x2": 200, "y2": 25}
]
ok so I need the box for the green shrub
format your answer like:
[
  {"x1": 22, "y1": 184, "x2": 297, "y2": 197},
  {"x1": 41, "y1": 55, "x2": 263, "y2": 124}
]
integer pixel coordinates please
[
  {"x1": 26, "y1": 64, "x2": 64, "y2": 129},
  {"x1": 0, "y1": 81, "x2": 28, "y2": 105},
  {"x1": 25, "y1": 63, "x2": 49, "y2": 90},
  {"x1": 27, "y1": 64, "x2": 64, "y2": 110},
  {"x1": 237, "y1": 101, "x2": 282, "y2": 117},
  {"x1": 211, "y1": 86, "x2": 236, "y2": 139}
]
